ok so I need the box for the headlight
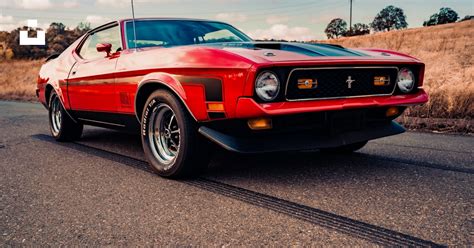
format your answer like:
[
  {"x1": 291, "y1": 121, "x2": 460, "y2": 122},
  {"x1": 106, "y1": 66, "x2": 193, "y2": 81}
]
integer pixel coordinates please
[
  {"x1": 397, "y1": 68, "x2": 415, "y2": 93},
  {"x1": 255, "y1": 71, "x2": 280, "y2": 101}
]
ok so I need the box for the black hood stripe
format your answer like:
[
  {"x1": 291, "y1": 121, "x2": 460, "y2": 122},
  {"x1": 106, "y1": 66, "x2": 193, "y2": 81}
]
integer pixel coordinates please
[{"x1": 202, "y1": 42, "x2": 368, "y2": 57}]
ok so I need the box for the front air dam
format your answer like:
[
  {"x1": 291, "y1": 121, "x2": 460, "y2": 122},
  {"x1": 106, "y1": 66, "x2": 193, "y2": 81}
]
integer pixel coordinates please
[{"x1": 198, "y1": 121, "x2": 405, "y2": 153}]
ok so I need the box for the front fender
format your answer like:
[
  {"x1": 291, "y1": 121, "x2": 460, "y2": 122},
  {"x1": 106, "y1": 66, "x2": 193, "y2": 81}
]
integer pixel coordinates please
[
  {"x1": 359, "y1": 48, "x2": 421, "y2": 61},
  {"x1": 135, "y1": 72, "x2": 209, "y2": 122}
]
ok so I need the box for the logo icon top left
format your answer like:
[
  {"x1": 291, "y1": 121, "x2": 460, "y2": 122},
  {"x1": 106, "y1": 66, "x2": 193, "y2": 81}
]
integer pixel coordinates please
[{"x1": 19, "y1": 19, "x2": 46, "y2": 45}]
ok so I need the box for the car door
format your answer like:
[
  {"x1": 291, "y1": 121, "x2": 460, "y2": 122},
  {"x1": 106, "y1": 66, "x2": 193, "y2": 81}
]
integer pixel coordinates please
[{"x1": 67, "y1": 23, "x2": 122, "y2": 116}]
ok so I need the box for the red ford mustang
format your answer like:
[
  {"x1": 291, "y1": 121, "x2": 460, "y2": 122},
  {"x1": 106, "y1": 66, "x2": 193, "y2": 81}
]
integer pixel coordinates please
[{"x1": 37, "y1": 18, "x2": 428, "y2": 178}]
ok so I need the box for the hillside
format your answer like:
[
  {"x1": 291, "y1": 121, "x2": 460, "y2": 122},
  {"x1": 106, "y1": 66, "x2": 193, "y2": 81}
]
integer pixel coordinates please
[{"x1": 319, "y1": 20, "x2": 473, "y2": 132}]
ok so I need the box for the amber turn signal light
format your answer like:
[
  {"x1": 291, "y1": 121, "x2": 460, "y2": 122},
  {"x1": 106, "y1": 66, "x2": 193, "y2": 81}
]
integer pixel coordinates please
[
  {"x1": 207, "y1": 103, "x2": 225, "y2": 112},
  {"x1": 374, "y1": 76, "x2": 390, "y2": 86},
  {"x1": 297, "y1": 79, "x2": 317, "y2": 89},
  {"x1": 386, "y1": 107, "x2": 400, "y2": 117},
  {"x1": 248, "y1": 118, "x2": 272, "y2": 130}
]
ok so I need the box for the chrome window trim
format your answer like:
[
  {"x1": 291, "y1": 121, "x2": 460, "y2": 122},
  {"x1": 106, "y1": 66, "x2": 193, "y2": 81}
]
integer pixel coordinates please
[
  {"x1": 284, "y1": 66, "x2": 400, "y2": 102},
  {"x1": 76, "y1": 21, "x2": 122, "y2": 61}
]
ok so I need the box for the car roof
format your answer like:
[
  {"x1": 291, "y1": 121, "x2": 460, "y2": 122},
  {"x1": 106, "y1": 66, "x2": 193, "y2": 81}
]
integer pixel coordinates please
[
  {"x1": 118, "y1": 17, "x2": 226, "y2": 23},
  {"x1": 89, "y1": 18, "x2": 229, "y2": 33}
]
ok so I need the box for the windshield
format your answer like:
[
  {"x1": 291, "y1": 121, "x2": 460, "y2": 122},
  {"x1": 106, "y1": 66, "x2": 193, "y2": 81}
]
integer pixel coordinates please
[{"x1": 125, "y1": 20, "x2": 252, "y2": 49}]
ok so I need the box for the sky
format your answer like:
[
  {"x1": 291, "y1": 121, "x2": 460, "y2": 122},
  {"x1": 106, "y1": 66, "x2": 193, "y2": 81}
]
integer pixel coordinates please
[{"x1": 0, "y1": 0, "x2": 473, "y2": 40}]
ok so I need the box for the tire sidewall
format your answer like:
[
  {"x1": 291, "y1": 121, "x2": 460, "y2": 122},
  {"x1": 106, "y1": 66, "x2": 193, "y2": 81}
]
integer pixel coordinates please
[
  {"x1": 141, "y1": 91, "x2": 191, "y2": 177},
  {"x1": 48, "y1": 92, "x2": 62, "y2": 139}
]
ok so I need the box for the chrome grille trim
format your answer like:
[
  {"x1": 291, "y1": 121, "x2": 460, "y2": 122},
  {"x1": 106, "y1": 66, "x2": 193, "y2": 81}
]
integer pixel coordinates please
[{"x1": 284, "y1": 66, "x2": 399, "y2": 102}]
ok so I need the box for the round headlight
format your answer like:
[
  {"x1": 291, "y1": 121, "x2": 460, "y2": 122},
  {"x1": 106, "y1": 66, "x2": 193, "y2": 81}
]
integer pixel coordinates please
[
  {"x1": 397, "y1": 68, "x2": 415, "y2": 93},
  {"x1": 255, "y1": 71, "x2": 280, "y2": 101}
]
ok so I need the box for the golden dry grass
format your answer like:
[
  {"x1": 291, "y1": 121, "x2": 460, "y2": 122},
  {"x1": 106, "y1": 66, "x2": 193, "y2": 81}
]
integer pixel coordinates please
[
  {"x1": 319, "y1": 20, "x2": 474, "y2": 121},
  {"x1": 0, "y1": 60, "x2": 42, "y2": 102}
]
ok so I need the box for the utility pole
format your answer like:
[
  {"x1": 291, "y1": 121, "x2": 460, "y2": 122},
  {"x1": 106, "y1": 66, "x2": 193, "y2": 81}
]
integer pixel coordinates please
[{"x1": 349, "y1": 0, "x2": 353, "y2": 32}]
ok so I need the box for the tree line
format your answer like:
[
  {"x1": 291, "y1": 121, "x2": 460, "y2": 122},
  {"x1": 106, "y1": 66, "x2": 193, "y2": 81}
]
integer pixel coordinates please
[
  {"x1": 324, "y1": 6, "x2": 472, "y2": 39},
  {"x1": 0, "y1": 22, "x2": 90, "y2": 60}
]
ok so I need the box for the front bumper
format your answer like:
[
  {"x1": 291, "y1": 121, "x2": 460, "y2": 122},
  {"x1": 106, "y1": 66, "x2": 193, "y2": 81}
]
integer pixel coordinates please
[
  {"x1": 199, "y1": 120, "x2": 405, "y2": 153},
  {"x1": 234, "y1": 89, "x2": 428, "y2": 118}
]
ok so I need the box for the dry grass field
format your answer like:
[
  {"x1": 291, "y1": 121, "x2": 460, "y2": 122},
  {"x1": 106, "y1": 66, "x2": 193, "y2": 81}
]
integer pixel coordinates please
[
  {"x1": 0, "y1": 60, "x2": 42, "y2": 102},
  {"x1": 320, "y1": 20, "x2": 473, "y2": 133},
  {"x1": 0, "y1": 21, "x2": 472, "y2": 133}
]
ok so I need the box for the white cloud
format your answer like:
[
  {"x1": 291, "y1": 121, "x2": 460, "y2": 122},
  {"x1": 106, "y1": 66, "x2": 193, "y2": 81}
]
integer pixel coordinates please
[
  {"x1": 0, "y1": 15, "x2": 16, "y2": 31},
  {"x1": 96, "y1": 0, "x2": 127, "y2": 6},
  {"x1": 62, "y1": 1, "x2": 79, "y2": 8},
  {"x1": 215, "y1": 13, "x2": 247, "y2": 23},
  {"x1": 310, "y1": 14, "x2": 337, "y2": 25},
  {"x1": 10, "y1": 0, "x2": 78, "y2": 10},
  {"x1": 0, "y1": 15, "x2": 14, "y2": 23},
  {"x1": 0, "y1": 17, "x2": 49, "y2": 31},
  {"x1": 14, "y1": 0, "x2": 52, "y2": 9},
  {"x1": 96, "y1": 0, "x2": 168, "y2": 7},
  {"x1": 266, "y1": 15, "x2": 289, "y2": 25},
  {"x1": 85, "y1": 15, "x2": 112, "y2": 25},
  {"x1": 248, "y1": 24, "x2": 319, "y2": 41},
  {"x1": 0, "y1": 24, "x2": 17, "y2": 32}
]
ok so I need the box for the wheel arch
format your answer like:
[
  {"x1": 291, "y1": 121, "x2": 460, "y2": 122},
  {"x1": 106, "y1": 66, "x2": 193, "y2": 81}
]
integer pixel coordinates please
[
  {"x1": 45, "y1": 84, "x2": 78, "y2": 123},
  {"x1": 135, "y1": 75, "x2": 196, "y2": 123},
  {"x1": 45, "y1": 84, "x2": 54, "y2": 107}
]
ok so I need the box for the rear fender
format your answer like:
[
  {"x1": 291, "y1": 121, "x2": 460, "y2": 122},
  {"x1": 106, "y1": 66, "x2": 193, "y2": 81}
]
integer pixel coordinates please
[
  {"x1": 43, "y1": 80, "x2": 78, "y2": 123},
  {"x1": 46, "y1": 81, "x2": 65, "y2": 105}
]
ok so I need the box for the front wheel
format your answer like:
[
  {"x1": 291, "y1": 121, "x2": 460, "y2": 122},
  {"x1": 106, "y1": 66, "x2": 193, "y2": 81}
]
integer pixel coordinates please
[
  {"x1": 48, "y1": 92, "x2": 83, "y2": 141},
  {"x1": 141, "y1": 90, "x2": 210, "y2": 178},
  {"x1": 320, "y1": 141, "x2": 368, "y2": 154}
]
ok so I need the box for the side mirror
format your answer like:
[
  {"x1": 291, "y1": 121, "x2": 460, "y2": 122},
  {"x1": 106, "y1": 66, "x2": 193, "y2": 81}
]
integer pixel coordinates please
[{"x1": 96, "y1": 43, "x2": 112, "y2": 57}]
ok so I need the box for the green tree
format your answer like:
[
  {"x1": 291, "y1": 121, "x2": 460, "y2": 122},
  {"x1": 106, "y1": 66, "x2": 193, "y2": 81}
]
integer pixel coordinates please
[
  {"x1": 424, "y1": 8, "x2": 459, "y2": 26},
  {"x1": 2, "y1": 21, "x2": 92, "y2": 59},
  {"x1": 75, "y1": 22, "x2": 91, "y2": 33},
  {"x1": 325, "y1": 18, "x2": 348, "y2": 39},
  {"x1": 6, "y1": 26, "x2": 47, "y2": 59},
  {"x1": 370, "y1": 5, "x2": 408, "y2": 32},
  {"x1": 459, "y1": 15, "x2": 473, "y2": 22},
  {"x1": 437, "y1": 7, "x2": 459, "y2": 24},
  {"x1": 5, "y1": 48, "x2": 14, "y2": 60},
  {"x1": 46, "y1": 22, "x2": 89, "y2": 55},
  {"x1": 345, "y1": 23, "x2": 370, "y2": 37},
  {"x1": 423, "y1": 13, "x2": 439, "y2": 26}
]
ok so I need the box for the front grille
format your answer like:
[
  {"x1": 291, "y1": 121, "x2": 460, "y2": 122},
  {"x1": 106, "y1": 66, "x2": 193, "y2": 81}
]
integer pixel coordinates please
[{"x1": 285, "y1": 67, "x2": 398, "y2": 101}]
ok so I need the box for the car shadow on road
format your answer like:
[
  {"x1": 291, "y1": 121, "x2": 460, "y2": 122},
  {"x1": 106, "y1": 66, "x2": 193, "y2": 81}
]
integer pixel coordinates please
[
  {"x1": 76, "y1": 127, "x2": 407, "y2": 185},
  {"x1": 206, "y1": 148, "x2": 401, "y2": 182}
]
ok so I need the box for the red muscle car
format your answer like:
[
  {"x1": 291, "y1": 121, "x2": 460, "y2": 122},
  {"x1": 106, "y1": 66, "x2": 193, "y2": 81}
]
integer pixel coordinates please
[{"x1": 37, "y1": 18, "x2": 428, "y2": 178}]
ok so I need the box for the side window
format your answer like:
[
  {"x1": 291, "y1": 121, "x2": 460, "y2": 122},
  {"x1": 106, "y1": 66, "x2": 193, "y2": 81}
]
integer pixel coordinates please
[{"x1": 79, "y1": 25, "x2": 121, "y2": 60}]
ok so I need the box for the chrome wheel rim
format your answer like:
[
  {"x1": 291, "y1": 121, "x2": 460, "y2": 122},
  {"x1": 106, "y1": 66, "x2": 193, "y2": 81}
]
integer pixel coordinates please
[
  {"x1": 50, "y1": 97, "x2": 62, "y2": 135},
  {"x1": 148, "y1": 103, "x2": 180, "y2": 166}
]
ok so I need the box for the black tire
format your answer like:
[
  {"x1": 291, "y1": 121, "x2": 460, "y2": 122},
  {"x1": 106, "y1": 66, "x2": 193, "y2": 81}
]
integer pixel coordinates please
[
  {"x1": 141, "y1": 89, "x2": 211, "y2": 178},
  {"x1": 320, "y1": 141, "x2": 368, "y2": 154},
  {"x1": 48, "y1": 92, "x2": 83, "y2": 141}
]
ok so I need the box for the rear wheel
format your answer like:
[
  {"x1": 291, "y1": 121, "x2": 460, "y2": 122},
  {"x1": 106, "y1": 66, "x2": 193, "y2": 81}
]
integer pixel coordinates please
[
  {"x1": 48, "y1": 92, "x2": 83, "y2": 141},
  {"x1": 320, "y1": 141, "x2": 368, "y2": 153},
  {"x1": 141, "y1": 89, "x2": 210, "y2": 178}
]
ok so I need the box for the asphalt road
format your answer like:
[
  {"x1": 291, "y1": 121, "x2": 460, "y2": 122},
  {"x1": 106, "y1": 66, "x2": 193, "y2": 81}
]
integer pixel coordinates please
[{"x1": 1, "y1": 101, "x2": 472, "y2": 246}]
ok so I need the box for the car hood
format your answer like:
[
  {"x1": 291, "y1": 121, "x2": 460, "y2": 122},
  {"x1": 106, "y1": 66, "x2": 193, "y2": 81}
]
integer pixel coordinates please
[{"x1": 199, "y1": 42, "x2": 420, "y2": 64}]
